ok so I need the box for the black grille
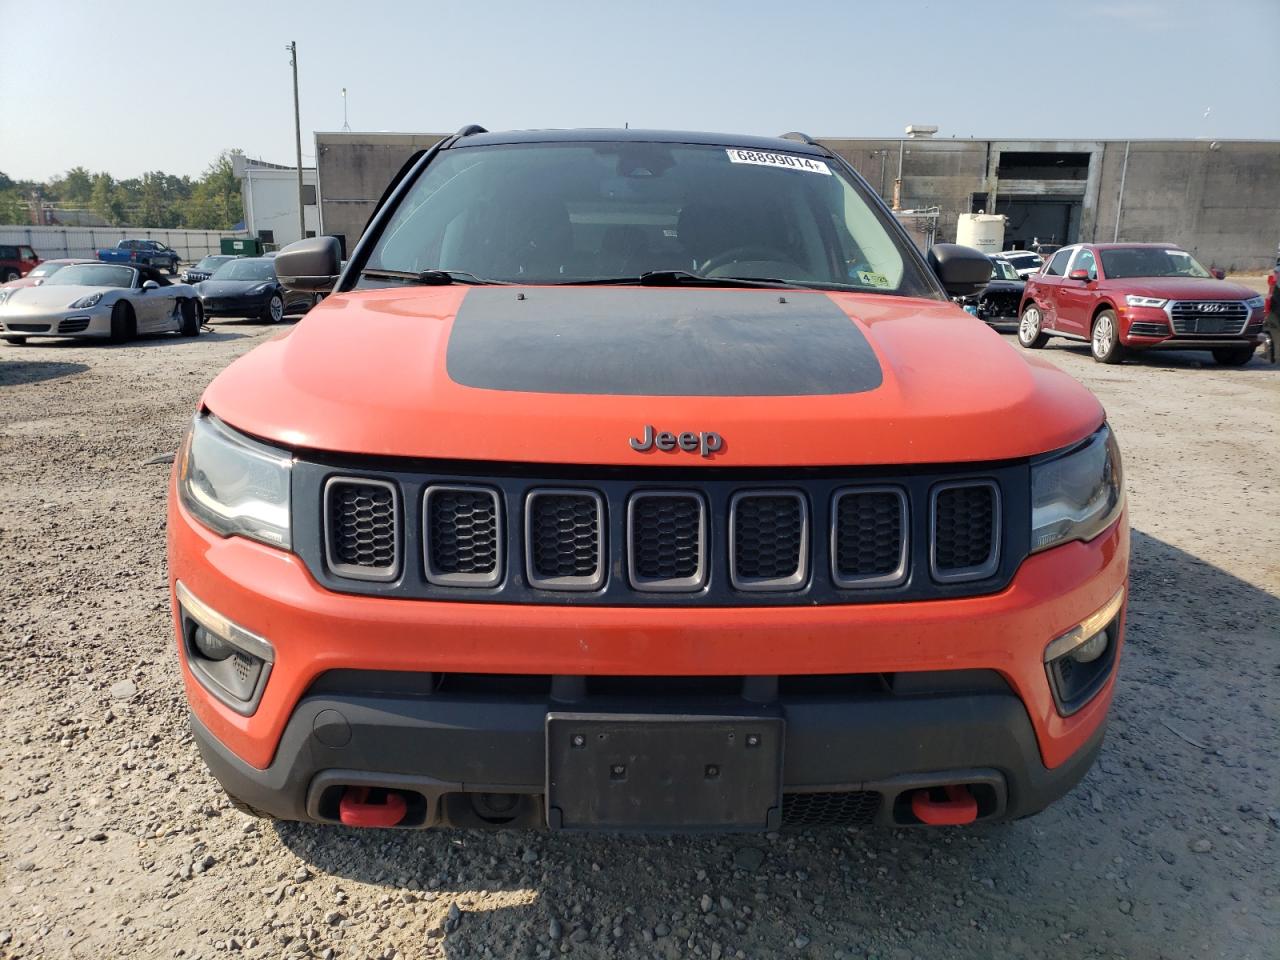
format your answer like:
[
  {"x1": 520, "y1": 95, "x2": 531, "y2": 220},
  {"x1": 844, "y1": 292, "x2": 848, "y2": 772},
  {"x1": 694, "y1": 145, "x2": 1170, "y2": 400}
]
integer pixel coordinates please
[
  {"x1": 325, "y1": 479, "x2": 399, "y2": 579},
  {"x1": 782, "y1": 791, "x2": 881, "y2": 827},
  {"x1": 1127, "y1": 321, "x2": 1169, "y2": 337},
  {"x1": 1169, "y1": 301, "x2": 1248, "y2": 336},
  {"x1": 932, "y1": 482, "x2": 998, "y2": 580},
  {"x1": 833, "y1": 488, "x2": 906, "y2": 585},
  {"x1": 731, "y1": 492, "x2": 806, "y2": 589},
  {"x1": 425, "y1": 486, "x2": 501, "y2": 585},
  {"x1": 59, "y1": 317, "x2": 91, "y2": 333},
  {"x1": 527, "y1": 491, "x2": 603, "y2": 588},
  {"x1": 629, "y1": 493, "x2": 704, "y2": 589}
]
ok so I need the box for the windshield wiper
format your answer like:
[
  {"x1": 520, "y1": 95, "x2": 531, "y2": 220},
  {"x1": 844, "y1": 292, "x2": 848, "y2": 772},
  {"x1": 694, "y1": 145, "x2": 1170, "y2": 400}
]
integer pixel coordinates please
[
  {"x1": 561, "y1": 270, "x2": 804, "y2": 289},
  {"x1": 360, "y1": 268, "x2": 505, "y2": 286}
]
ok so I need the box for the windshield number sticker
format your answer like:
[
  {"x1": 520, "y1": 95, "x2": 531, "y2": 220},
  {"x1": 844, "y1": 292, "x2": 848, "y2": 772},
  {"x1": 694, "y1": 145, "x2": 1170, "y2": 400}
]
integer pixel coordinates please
[
  {"x1": 856, "y1": 270, "x2": 890, "y2": 288},
  {"x1": 726, "y1": 149, "x2": 831, "y2": 175}
]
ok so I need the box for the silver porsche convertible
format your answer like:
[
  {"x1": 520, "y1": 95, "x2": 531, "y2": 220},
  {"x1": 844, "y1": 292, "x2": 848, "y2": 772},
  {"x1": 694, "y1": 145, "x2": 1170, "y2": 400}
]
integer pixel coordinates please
[{"x1": 0, "y1": 263, "x2": 203, "y2": 344}]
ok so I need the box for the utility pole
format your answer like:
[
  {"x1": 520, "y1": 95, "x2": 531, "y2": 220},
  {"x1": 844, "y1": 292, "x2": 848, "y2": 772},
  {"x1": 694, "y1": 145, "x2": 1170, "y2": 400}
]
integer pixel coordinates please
[{"x1": 288, "y1": 41, "x2": 305, "y2": 242}]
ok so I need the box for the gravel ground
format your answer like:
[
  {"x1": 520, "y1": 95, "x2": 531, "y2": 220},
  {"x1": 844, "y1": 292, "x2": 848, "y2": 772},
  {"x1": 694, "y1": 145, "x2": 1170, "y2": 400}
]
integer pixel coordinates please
[{"x1": 1, "y1": 314, "x2": 1277, "y2": 960}]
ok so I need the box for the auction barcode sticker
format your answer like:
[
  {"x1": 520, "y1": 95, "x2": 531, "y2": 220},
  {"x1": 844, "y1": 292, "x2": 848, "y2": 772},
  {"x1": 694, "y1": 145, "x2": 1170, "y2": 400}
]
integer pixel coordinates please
[{"x1": 726, "y1": 148, "x2": 831, "y2": 175}]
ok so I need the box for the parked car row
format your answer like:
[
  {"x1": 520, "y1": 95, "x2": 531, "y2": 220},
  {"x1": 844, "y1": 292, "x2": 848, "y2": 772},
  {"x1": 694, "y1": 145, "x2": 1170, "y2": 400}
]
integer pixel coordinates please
[{"x1": 0, "y1": 255, "x2": 318, "y2": 344}]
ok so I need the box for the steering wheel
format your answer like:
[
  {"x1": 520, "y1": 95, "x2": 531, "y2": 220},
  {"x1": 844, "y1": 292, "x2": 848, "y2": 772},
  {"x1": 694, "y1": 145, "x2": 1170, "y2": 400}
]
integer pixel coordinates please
[{"x1": 701, "y1": 245, "x2": 794, "y2": 275}]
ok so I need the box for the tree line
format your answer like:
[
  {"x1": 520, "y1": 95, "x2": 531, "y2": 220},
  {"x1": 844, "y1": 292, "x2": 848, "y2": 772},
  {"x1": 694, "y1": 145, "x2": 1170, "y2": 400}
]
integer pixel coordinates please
[{"x1": 0, "y1": 150, "x2": 245, "y2": 230}]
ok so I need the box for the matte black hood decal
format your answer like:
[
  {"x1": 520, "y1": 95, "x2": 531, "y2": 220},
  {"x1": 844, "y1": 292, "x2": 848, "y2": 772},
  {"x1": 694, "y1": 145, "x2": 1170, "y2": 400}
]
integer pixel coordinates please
[{"x1": 445, "y1": 287, "x2": 883, "y2": 396}]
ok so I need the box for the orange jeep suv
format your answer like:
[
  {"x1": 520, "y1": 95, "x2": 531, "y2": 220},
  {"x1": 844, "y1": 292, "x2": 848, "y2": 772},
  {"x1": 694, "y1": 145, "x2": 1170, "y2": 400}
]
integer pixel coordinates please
[{"x1": 168, "y1": 128, "x2": 1128, "y2": 831}]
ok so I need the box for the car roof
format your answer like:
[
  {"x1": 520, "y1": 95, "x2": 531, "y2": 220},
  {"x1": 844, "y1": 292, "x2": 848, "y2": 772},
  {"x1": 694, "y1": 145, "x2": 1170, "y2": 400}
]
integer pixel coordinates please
[
  {"x1": 1080, "y1": 242, "x2": 1185, "y2": 250},
  {"x1": 451, "y1": 128, "x2": 830, "y2": 156}
]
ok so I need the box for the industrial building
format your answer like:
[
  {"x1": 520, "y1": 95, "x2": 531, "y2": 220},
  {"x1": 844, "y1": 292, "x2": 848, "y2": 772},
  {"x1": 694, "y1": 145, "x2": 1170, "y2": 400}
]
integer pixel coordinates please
[
  {"x1": 233, "y1": 156, "x2": 320, "y2": 248},
  {"x1": 314, "y1": 130, "x2": 1280, "y2": 272}
]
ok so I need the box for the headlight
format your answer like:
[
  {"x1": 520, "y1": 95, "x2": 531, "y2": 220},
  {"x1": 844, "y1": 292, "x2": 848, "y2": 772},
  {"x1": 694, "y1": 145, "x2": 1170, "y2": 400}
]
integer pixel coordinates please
[
  {"x1": 0, "y1": 289, "x2": 13, "y2": 306},
  {"x1": 178, "y1": 414, "x2": 292, "y2": 549},
  {"x1": 70, "y1": 292, "x2": 104, "y2": 309},
  {"x1": 1243, "y1": 296, "x2": 1265, "y2": 310},
  {"x1": 249, "y1": 283, "x2": 272, "y2": 295},
  {"x1": 1124, "y1": 295, "x2": 1166, "y2": 308},
  {"x1": 1031, "y1": 425, "x2": 1124, "y2": 553}
]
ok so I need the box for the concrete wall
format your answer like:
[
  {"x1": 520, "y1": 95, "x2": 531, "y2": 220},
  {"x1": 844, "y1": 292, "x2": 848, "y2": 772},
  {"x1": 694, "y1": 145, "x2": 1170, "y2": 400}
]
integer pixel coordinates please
[
  {"x1": 315, "y1": 132, "x2": 446, "y2": 252},
  {"x1": 241, "y1": 166, "x2": 319, "y2": 247},
  {"x1": 1092, "y1": 140, "x2": 1280, "y2": 272},
  {"x1": 314, "y1": 131, "x2": 1280, "y2": 272},
  {"x1": 0, "y1": 225, "x2": 246, "y2": 261}
]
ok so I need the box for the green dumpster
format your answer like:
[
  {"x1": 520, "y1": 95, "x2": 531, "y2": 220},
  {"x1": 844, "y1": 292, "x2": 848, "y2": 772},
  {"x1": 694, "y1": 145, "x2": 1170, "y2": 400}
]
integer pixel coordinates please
[{"x1": 220, "y1": 237, "x2": 263, "y2": 257}]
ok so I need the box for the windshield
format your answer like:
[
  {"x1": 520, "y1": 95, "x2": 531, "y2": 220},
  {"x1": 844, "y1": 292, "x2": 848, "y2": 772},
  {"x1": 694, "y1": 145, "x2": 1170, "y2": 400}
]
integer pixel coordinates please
[
  {"x1": 196, "y1": 256, "x2": 232, "y2": 271},
  {"x1": 1002, "y1": 253, "x2": 1040, "y2": 268},
  {"x1": 29, "y1": 261, "x2": 70, "y2": 278},
  {"x1": 1100, "y1": 247, "x2": 1212, "y2": 280},
  {"x1": 365, "y1": 141, "x2": 939, "y2": 297},
  {"x1": 44, "y1": 264, "x2": 135, "y2": 288},
  {"x1": 211, "y1": 259, "x2": 275, "y2": 282},
  {"x1": 990, "y1": 259, "x2": 1020, "y2": 281}
]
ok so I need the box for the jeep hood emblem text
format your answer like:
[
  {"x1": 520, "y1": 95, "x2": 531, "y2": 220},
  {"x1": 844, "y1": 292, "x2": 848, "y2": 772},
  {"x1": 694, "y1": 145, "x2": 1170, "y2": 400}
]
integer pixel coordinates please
[{"x1": 629, "y1": 424, "x2": 724, "y2": 458}]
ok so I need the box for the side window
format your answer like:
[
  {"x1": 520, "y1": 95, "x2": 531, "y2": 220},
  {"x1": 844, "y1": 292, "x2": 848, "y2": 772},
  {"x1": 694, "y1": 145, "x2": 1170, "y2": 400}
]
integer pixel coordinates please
[
  {"x1": 1072, "y1": 248, "x2": 1097, "y2": 279},
  {"x1": 1045, "y1": 248, "x2": 1073, "y2": 276},
  {"x1": 0, "y1": 245, "x2": 16, "y2": 259},
  {"x1": 18, "y1": 246, "x2": 35, "y2": 260}
]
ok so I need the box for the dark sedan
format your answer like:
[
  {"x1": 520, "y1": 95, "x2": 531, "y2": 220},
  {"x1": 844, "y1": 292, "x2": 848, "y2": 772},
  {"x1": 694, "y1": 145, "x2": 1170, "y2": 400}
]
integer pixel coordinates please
[
  {"x1": 960, "y1": 257, "x2": 1025, "y2": 324},
  {"x1": 197, "y1": 257, "x2": 317, "y2": 323}
]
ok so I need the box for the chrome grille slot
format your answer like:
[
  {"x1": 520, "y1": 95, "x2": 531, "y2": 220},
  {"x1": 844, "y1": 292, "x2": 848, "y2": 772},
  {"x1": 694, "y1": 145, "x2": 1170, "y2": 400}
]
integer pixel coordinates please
[
  {"x1": 1168, "y1": 300, "x2": 1249, "y2": 336},
  {"x1": 930, "y1": 480, "x2": 1000, "y2": 583},
  {"x1": 424, "y1": 485, "x2": 503, "y2": 587},
  {"x1": 831, "y1": 487, "x2": 908, "y2": 588},
  {"x1": 627, "y1": 492, "x2": 706, "y2": 592},
  {"x1": 729, "y1": 491, "x2": 808, "y2": 591},
  {"x1": 323, "y1": 477, "x2": 400, "y2": 582},
  {"x1": 525, "y1": 489, "x2": 605, "y2": 591}
]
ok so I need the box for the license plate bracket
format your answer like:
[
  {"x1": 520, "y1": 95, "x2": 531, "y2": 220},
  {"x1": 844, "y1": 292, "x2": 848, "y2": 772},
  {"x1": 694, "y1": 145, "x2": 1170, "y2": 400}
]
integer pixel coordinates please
[{"x1": 546, "y1": 713, "x2": 783, "y2": 831}]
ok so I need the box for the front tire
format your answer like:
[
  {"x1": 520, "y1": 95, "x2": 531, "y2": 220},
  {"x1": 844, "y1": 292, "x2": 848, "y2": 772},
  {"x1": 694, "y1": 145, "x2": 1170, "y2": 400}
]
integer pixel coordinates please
[
  {"x1": 109, "y1": 302, "x2": 136, "y2": 344},
  {"x1": 262, "y1": 293, "x2": 284, "y2": 324},
  {"x1": 1, "y1": 269, "x2": 19, "y2": 283},
  {"x1": 179, "y1": 299, "x2": 200, "y2": 337},
  {"x1": 1211, "y1": 346, "x2": 1255, "y2": 367},
  {"x1": 1018, "y1": 304, "x2": 1049, "y2": 348},
  {"x1": 1090, "y1": 310, "x2": 1125, "y2": 364}
]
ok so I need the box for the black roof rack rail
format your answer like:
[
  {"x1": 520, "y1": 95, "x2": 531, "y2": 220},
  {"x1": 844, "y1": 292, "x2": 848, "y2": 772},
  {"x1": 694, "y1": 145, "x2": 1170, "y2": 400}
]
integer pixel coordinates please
[
  {"x1": 779, "y1": 131, "x2": 817, "y2": 145},
  {"x1": 455, "y1": 124, "x2": 488, "y2": 138}
]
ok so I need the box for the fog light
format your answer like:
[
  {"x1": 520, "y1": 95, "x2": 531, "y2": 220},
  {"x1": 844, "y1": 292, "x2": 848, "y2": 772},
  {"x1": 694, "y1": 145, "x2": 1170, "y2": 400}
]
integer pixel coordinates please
[
  {"x1": 192, "y1": 624, "x2": 233, "y2": 661},
  {"x1": 175, "y1": 581, "x2": 274, "y2": 716},
  {"x1": 1044, "y1": 588, "x2": 1124, "y2": 716},
  {"x1": 1071, "y1": 628, "x2": 1109, "y2": 664}
]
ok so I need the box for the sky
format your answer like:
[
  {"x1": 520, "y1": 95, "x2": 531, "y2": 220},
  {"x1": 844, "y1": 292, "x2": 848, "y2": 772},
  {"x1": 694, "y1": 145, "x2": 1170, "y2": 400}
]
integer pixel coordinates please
[{"x1": 2, "y1": 0, "x2": 1277, "y2": 182}]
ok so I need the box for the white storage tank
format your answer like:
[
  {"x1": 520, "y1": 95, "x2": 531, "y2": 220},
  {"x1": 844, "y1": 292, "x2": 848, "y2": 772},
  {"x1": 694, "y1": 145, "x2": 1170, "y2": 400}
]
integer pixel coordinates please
[{"x1": 956, "y1": 213, "x2": 1006, "y2": 254}]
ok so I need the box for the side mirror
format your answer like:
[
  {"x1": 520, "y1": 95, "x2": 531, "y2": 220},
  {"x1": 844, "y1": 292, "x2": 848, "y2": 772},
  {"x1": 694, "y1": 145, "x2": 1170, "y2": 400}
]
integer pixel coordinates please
[
  {"x1": 1211, "y1": 268, "x2": 1225, "y2": 280},
  {"x1": 142, "y1": 280, "x2": 159, "y2": 291},
  {"x1": 927, "y1": 243, "x2": 990, "y2": 298},
  {"x1": 1067, "y1": 268, "x2": 1091, "y2": 281},
  {"x1": 275, "y1": 236, "x2": 342, "y2": 293}
]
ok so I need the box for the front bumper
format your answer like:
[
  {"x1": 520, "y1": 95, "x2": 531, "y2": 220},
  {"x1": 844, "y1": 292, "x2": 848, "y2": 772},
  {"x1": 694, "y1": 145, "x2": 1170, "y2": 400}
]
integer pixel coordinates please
[
  {"x1": 1120, "y1": 304, "x2": 1264, "y2": 350},
  {"x1": 190, "y1": 673, "x2": 1107, "y2": 828},
  {"x1": 201, "y1": 294, "x2": 272, "y2": 318},
  {"x1": 169, "y1": 485, "x2": 1128, "y2": 827},
  {"x1": 1, "y1": 305, "x2": 114, "y2": 338}
]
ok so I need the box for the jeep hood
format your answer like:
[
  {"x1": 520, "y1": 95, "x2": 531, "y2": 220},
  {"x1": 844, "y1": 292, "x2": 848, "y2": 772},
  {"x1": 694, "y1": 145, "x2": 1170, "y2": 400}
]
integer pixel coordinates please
[{"x1": 201, "y1": 286, "x2": 1104, "y2": 467}]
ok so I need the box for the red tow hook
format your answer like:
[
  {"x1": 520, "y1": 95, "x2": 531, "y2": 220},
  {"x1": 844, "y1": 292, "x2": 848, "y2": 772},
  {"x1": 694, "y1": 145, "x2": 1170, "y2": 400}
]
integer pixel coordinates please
[
  {"x1": 910, "y1": 784, "x2": 979, "y2": 826},
  {"x1": 338, "y1": 786, "x2": 408, "y2": 828}
]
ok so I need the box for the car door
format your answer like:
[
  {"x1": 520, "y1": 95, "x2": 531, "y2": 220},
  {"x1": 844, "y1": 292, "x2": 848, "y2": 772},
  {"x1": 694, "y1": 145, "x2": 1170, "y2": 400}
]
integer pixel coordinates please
[
  {"x1": 1033, "y1": 247, "x2": 1074, "y2": 330},
  {"x1": 1055, "y1": 246, "x2": 1098, "y2": 338},
  {"x1": 132, "y1": 270, "x2": 169, "y2": 330}
]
